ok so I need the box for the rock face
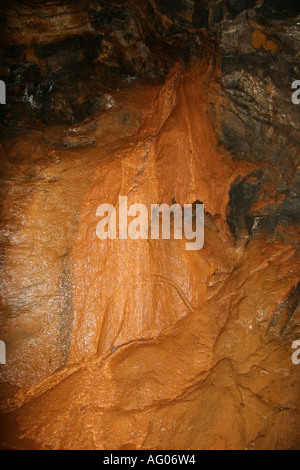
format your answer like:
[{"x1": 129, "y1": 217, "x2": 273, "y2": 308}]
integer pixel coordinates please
[{"x1": 0, "y1": 1, "x2": 299, "y2": 450}]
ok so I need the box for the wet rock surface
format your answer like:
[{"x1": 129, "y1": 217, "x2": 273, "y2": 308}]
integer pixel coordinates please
[{"x1": 0, "y1": 0, "x2": 299, "y2": 450}]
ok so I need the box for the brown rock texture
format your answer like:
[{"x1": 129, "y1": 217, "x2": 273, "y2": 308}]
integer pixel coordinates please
[{"x1": 0, "y1": 0, "x2": 300, "y2": 450}]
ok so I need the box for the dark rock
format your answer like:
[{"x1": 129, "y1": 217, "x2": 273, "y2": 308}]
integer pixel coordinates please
[
  {"x1": 257, "y1": 0, "x2": 300, "y2": 20},
  {"x1": 193, "y1": 1, "x2": 209, "y2": 28},
  {"x1": 227, "y1": 170, "x2": 300, "y2": 239},
  {"x1": 226, "y1": 0, "x2": 254, "y2": 18}
]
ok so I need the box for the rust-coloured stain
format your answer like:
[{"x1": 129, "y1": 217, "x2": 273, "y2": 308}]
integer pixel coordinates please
[
  {"x1": 0, "y1": 61, "x2": 299, "y2": 450},
  {"x1": 252, "y1": 30, "x2": 279, "y2": 52}
]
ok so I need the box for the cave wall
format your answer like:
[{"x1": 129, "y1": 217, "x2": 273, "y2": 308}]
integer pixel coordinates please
[{"x1": 0, "y1": 0, "x2": 299, "y2": 450}]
